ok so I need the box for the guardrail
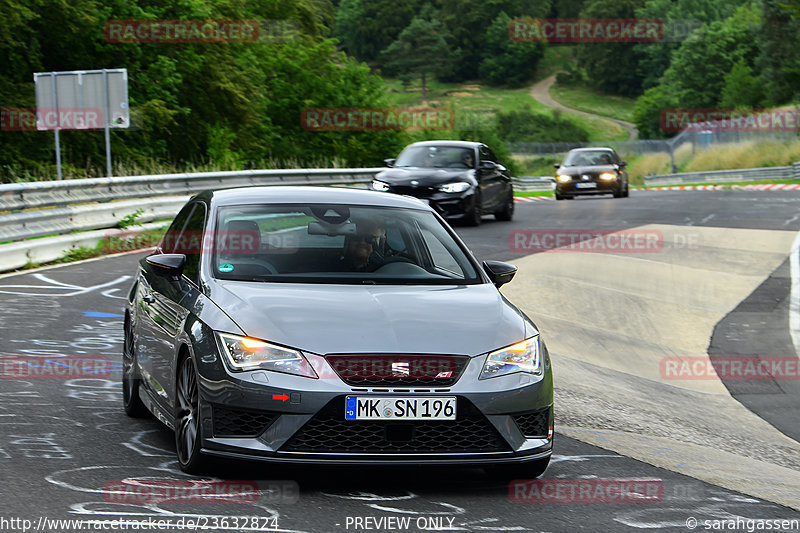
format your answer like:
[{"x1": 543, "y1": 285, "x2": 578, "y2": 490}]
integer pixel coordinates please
[
  {"x1": 644, "y1": 163, "x2": 800, "y2": 186},
  {"x1": 0, "y1": 168, "x2": 383, "y2": 273},
  {"x1": 513, "y1": 176, "x2": 555, "y2": 192},
  {"x1": 0, "y1": 168, "x2": 540, "y2": 273}
]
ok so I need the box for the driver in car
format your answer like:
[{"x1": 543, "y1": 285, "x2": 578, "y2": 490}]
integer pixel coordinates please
[{"x1": 337, "y1": 217, "x2": 387, "y2": 271}]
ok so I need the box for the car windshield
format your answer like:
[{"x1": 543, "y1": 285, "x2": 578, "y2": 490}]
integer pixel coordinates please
[
  {"x1": 562, "y1": 150, "x2": 615, "y2": 166},
  {"x1": 212, "y1": 203, "x2": 481, "y2": 284},
  {"x1": 394, "y1": 145, "x2": 474, "y2": 169}
]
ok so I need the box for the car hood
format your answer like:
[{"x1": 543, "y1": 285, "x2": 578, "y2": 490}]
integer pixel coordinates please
[
  {"x1": 557, "y1": 164, "x2": 619, "y2": 176},
  {"x1": 210, "y1": 281, "x2": 534, "y2": 356},
  {"x1": 376, "y1": 167, "x2": 473, "y2": 185}
]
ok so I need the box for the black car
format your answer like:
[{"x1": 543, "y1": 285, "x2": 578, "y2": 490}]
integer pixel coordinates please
[
  {"x1": 554, "y1": 147, "x2": 629, "y2": 200},
  {"x1": 123, "y1": 186, "x2": 553, "y2": 476},
  {"x1": 371, "y1": 141, "x2": 515, "y2": 225}
]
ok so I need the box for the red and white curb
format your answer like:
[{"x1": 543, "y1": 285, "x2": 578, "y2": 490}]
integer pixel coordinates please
[
  {"x1": 732, "y1": 184, "x2": 800, "y2": 190},
  {"x1": 515, "y1": 196, "x2": 554, "y2": 202},
  {"x1": 633, "y1": 185, "x2": 725, "y2": 191}
]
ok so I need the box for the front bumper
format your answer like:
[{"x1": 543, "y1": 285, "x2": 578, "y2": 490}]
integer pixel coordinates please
[
  {"x1": 195, "y1": 351, "x2": 554, "y2": 464},
  {"x1": 557, "y1": 179, "x2": 619, "y2": 195},
  {"x1": 386, "y1": 186, "x2": 477, "y2": 219}
]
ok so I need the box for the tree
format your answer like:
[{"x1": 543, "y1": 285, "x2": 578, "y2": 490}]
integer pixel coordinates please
[
  {"x1": 633, "y1": 0, "x2": 751, "y2": 90},
  {"x1": 758, "y1": 0, "x2": 800, "y2": 105},
  {"x1": 478, "y1": 12, "x2": 545, "y2": 86},
  {"x1": 658, "y1": 4, "x2": 761, "y2": 109},
  {"x1": 632, "y1": 85, "x2": 679, "y2": 138},
  {"x1": 575, "y1": 0, "x2": 648, "y2": 97},
  {"x1": 334, "y1": 0, "x2": 424, "y2": 62},
  {"x1": 719, "y1": 58, "x2": 763, "y2": 108},
  {"x1": 379, "y1": 16, "x2": 452, "y2": 102},
  {"x1": 437, "y1": 0, "x2": 551, "y2": 82}
]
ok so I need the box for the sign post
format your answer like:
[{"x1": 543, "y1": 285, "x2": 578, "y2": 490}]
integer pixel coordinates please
[{"x1": 34, "y1": 68, "x2": 129, "y2": 179}]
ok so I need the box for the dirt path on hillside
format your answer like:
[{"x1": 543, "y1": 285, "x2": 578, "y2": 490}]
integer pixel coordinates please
[{"x1": 530, "y1": 75, "x2": 639, "y2": 141}]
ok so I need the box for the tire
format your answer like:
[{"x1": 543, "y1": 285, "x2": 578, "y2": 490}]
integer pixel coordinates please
[
  {"x1": 122, "y1": 317, "x2": 148, "y2": 418},
  {"x1": 175, "y1": 353, "x2": 208, "y2": 474},
  {"x1": 613, "y1": 186, "x2": 623, "y2": 198},
  {"x1": 494, "y1": 192, "x2": 514, "y2": 221},
  {"x1": 487, "y1": 456, "x2": 551, "y2": 480},
  {"x1": 465, "y1": 192, "x2": 482, "y2": 226},
  {"x1": 555, "y1": 192, "x2": 565, "y2": 201},
  {"x1": 623, "y1": 183, "x2": 630, "y2": 197}
]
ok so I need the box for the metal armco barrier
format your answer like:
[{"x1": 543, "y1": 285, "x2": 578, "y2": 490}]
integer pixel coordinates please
[
  {"x1": 645, "y1": 162, "x2": 800, "y2": 186},
  {"x1": 0, "y1": 168, "x2": 383, "y2": 272}
]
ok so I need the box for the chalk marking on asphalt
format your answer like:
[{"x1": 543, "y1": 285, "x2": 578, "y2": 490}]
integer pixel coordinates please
[{"x1": 0, "y1": 274, "x2": 131, "y2": 297}]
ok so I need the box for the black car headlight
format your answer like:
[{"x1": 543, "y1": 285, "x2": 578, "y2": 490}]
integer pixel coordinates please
[
  {"x1": 599, "y1": 172, "x2": 617, "y2": 181},
  {"x1": 479, "y1": 336, "x2": 542, "y2": 379},
  {"x1": 557, "y1": 175, "x2": 572, "y2": 182},
  {"x1": 438, "y1": 181, "x2": 471, "y2": 193},
  {"x1": 371, "y1": 180, "x2": 390, "y2": 192},
  {"x1": 216, "y1": 333, "x2": 318, "y2": 378}
]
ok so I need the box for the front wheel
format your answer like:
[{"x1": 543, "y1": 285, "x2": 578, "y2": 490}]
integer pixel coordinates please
[
  {"x1": 494, "y1": 191, "x2": 514, "y2": 221},
  {"x1": 465, "y1": 192, "x2": 482, "y2": 226},
  {"x1": 175, "y1": 354, "x2": 208, "y2": 474}
]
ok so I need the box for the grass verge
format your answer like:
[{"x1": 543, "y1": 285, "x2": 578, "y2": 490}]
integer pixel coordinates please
[{"x1": 549, "y1": 83, "x2": 636, "y2": 123}]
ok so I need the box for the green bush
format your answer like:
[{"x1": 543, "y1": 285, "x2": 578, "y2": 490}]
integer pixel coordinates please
[{"x1": 496, "y1": 107, "x2": 590, "y2": 143}]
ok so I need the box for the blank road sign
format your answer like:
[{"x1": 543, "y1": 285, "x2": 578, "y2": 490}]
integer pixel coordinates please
[{"x1": 34, "y1": 69, "x2": 129, "y2": 130}]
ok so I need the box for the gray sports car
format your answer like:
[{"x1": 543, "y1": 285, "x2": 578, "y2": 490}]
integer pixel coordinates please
[{"x1": 123, "y1": 186, "x2": 553, "y2": 476}]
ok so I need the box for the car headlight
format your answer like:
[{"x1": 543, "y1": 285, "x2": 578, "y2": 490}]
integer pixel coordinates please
[
  {"x1": 371, "y1": 180, "x2": 390, "y2": 192},
  {"x1": 479, "y1": 336, "x2": 542, "y2": 379},
  {"x1": 599, "y1": 172, "x2": 617, "y2": 181},
  {"x1": 557, "y1": 175, "x2": 572, "y2": 182},
  {"x1": 438, "y1": 181, "x2": 471, "y2": 193},
  {"x1": 216, "y1": 333, "x2": 318, "y2": 378}
]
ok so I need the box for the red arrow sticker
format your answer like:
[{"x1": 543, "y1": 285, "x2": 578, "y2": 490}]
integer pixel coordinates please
[{"x1": 272, "y1": 393, "x2": 289, "y2": 402}]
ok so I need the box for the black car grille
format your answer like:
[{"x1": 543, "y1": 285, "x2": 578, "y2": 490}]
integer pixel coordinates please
[
  {"x1": 512, "y1": 407, "x2": 551, "y2": 438},
  {"x1": 325, "y1": 354, "x2": 469, "y2": 387},
  {"x1": 390, "y1": 185, "x2": 437, "y2": 199},
  {"x1": 213, "y1": 405, "x2": 279, "y2": 437},
  {"x1": 280, "y1": 397, "x2": 510, "y2": 454}
]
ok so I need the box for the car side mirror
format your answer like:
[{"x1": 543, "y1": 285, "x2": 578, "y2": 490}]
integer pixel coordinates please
[
  {"x1": 146, "y1": 253, "x2": 186, "y2": 279},
  {"x1": 483, "y1": 260, "x2": 517, "y2": 288},
  {"x1": 479, "y1": 160, "x2": 496, "y2": 170},
  {"x1": 619, "y1": 161, "x2": 627, "y2": 167},
  {"x1": 384, "y1": 158, "x2": 396, "y2": 167}
]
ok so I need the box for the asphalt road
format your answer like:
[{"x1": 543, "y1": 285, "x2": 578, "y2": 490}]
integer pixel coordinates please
[{"x1": 1, "y1": 190, "x2": 799, "y2": 533}]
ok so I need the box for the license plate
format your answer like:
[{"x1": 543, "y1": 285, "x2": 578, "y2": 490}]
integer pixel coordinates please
[
  {"x1": 575, "y1": 182, "x2": 597, "y2": 189},
  {"x1": 345, "y1": 396, "x2": 456, "y2": 421}
]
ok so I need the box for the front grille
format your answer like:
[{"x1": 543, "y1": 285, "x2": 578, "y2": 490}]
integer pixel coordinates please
[
  {"x1": 325, "y1": 354, "x2": 469, "y2": 387},
  {"x1": 391, "y1": 186, "x2": 436, "y2": 199},
  {"x1": 512, "y1": 407, "x2": 550, "y2": 438},
  {"x1": 213, "y1": 405, "x2": 279, "y2": 437},
  {"x1": 280, "y1": 397, "x2": 509, "y2": 454}
]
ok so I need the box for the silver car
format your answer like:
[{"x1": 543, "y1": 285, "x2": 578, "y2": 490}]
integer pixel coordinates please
[{"x1": 123, "y1": 186, "x2": 553, "y2": 476}]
